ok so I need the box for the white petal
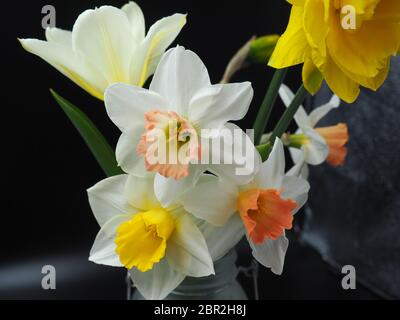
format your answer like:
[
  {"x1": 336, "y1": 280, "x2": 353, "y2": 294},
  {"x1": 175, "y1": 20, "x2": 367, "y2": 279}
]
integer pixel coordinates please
[
  {"x1": 207, "y1": 123, "x2": 260, "y2": 185},
  {"x1": 45, "y1": 27, "x2": 72, "y2": 45},
  {"x1": 300, "y1": 126, "x2": 329, "y2": 165},
  {"x1": 281, "y1": 176, "x2": 310, "y2": 214},
  {"x1": 180, "y1": 175, "x2": 238, "y2": 226},
  {"x1": 72, "y1": 6, "x2": 134, "y2": 84},
  {"x1": 125, "y1": 174, "x2": 160, "y2": 211},
  {"x1": 121, "y1": 1, "x2": 145, "y2": 43},
  {"x1": 309, "y1": 95, "x2": 340, "y2": 128},
  {"x1": 131, "y1": 14, "x2": 186, "y2": 87},
  {"x1": 19, "y1": 38, "x2": 106, "y2": 99},
  {"x1": 256, "y1": 138, "x2": 285, "y2": 189},
  {"x1": 198, "y1": 215, "x2": 245, "y2": 261},
  {"x1": 154, "y1": 166, "x2": 204, "y2": 207},
  {"x1": 249, "y1": 235, "x2": 289, "y2": 275},
  {"x1": 87, "y1": 175, "x2": 136, "y2": 227},
  {"x1": 279, "y1": 84, "x2": 310, "y2": 127},
  {"x1": 115, "y1": 124, "x2": 146, "y2": 175},
  {"x1": 89, "y1": 214, "x2": 132, "y2": 267},
  {"x1": 150, "y1": 46, "x2": 210, "y2": 115},
  {"x1": 166, "y1": 214, "x2": 214, "y2": 277},
  {"x1": 189, "y1": 82, "x2": 253, "y2": 129},
  {"x1": 286, "y1": 152, "x2": 309, "y2": 180},
  {"x1": 129, "y1": 258, "x2": 185, "y2": 300},
  {"x1": 105, "y1": 83, "x2": 167, "y2": 132}
]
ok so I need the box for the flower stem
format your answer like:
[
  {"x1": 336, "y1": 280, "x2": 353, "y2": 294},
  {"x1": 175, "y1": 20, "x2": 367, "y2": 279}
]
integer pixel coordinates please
[
  {"x1": 269, "y1": 84, "x2": 308, "y2": 144},
  {"x1": 253, "y1": 68, "x2": 288, "y2": 144}
]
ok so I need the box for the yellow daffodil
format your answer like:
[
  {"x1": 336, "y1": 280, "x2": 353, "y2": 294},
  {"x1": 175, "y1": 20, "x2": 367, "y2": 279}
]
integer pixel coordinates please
[
  {"x1": 19, "y1": 2, "x2": 186, "y2": 100},
  {"x1": 269, "y1": 0, "x2": 400, "y2": 103}
]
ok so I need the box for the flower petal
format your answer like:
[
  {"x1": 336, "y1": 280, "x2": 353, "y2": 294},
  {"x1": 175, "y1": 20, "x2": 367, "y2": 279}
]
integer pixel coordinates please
[
  {"x1": 308, "y1": 95, "x2": 340, "y2": 127},
  {"x1": 129, "y1": 257, "x2": 185, "y2": 300},
  {"x1": 121, "y1": 1, "x2": 145, "y2": 43},
  {"x1": 300, "y1": 126, "x2": 329, "y2": 165},
  {"x1": 19, "y1": 38, "x2": 106, "y2": 100},
  {"x1": 189, "y1": 82, "x2": 253, "y2": 129},
  {"x1": 180, "y1": 175, "x2": 238, "y2": 226},
  {"x1": 166, "y1": 214, "x2": 214, "y2": 277},
  {"x1": 131, "y1": 14, "x2": 187, "y2": 87},
  {"x1": 154, "y1": 165, "x2": 205, "y2": 207},
  {"x1": 45, "y1": 27, "x2": 72, "y2": 45},
  {"x1": 125, "y1": 174, "x2": 160, "y2": 211},
  {"x1": 281, "y1": 175, "x2": 310, "y2": 213},
  {"x1": 286, "y1": 150, "x2": 309, "y2": 180},
  {"x1": 115, "y1": 124, "x2": 147, "y2": 175},
  {"x1": 269, "y1": 6, "x2": 310, "y2": 68},
  {"x1": 248, "y1": 235, "x2": 289, "y2": 275},
  {"x1": 279, "y1": 84, "x2": 311, "y2": 127},
  {"x1": 207, "y1": 123, "x2": 260, "y2": 185},
  {"x1": 89, "y1": 214, "x2": 132, "y2": 267},
  {"x1": 256, "y1": 138, "x2": 285, "y2": 190},
  {"x1": 150, "y1": 46, "x2": 211, "y2": 115},
  {"x1": 72, "y1": 6, "x2": 134, "y2": 84},
  {"x1": 198, "y1": 215, "x2": 245, "y2": 261},
  {"x1": 105, "y1": 83, "x2": 167, "y2": 132},
  {"x1": 87, "y1": 175, "x2": 136, "y2": 227}
]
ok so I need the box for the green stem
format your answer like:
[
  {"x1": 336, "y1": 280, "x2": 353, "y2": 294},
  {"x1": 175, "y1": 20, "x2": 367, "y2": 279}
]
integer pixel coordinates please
[
  {"x1": 269, "y1": 84, "x2": 308, "y2": 144},
  {"x1": 256, "y1": 143, "x2": 273, "y2": 162},
  {"x1": 253, "y1": 68, "x2": 288, "y2": 145}
]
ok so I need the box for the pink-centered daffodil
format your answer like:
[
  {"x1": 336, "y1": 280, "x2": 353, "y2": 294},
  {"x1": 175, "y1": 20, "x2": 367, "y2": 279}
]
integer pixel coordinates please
[
  {"x1": 105, "y1": 46, "x2": 258, "y2": 206},
  {"x1": 279, "y1": 84, "x2": 349, "y2": 178},
  {"x1": 180, "y1": 139, "x2": 310, "y2": 274}
]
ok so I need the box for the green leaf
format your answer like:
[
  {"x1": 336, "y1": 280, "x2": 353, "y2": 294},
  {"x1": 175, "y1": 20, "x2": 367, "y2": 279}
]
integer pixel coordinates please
[{"x1": 50, "y1": 89, "x2": 123, "y2": 177}]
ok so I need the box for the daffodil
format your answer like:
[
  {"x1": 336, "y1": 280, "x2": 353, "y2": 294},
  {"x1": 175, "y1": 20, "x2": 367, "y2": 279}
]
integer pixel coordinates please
[
  {"x1": 105, "y1": 46, "x2": 258, "y2": 206},
  {"x1": 19, "y1": 2, "x2": 186, "y2": 100},
  {"x1": 87, "y1": 174, "x2": 214, "y2": 300},
  {"x1": 269, "y1": 0, "x2": 400, "y2": 103},
  {"x1": 279, "y1": 84, "x2": 349, "y2": 177},
  {"x1": 180, "y1": 139, "x2": 310, "y2": 274}
]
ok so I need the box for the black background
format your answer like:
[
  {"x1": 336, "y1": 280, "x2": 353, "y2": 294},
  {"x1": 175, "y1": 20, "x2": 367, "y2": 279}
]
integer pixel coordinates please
[{"x1": 1, "y1": 0, "x2": 379, "y2": 299}]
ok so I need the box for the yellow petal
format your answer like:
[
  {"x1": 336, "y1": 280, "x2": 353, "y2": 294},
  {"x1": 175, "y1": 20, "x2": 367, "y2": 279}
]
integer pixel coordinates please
[
  {"x1": 269, "y1": 6, "x2": 310, "y2": 68},
  {"x1": 302, "y1": 57, "x2": 323, "y2": 95},
  {"x1": 321, "y1": 56, "x2": 360, "y2": 103}
]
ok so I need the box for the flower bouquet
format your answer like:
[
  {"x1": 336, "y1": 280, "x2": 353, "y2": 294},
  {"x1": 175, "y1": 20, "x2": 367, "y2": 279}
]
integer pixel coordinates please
[{"x1": 19, "y1": 1, "x2": 400, "y2": 300}]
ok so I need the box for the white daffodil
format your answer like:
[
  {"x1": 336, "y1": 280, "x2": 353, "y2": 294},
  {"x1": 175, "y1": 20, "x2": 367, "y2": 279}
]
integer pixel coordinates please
[
  {"x1": 87, "y1": 174, "x2": 214, "y2": 300},
  {"x1": 19, "y1": 2, "x2": 186, "y2": 100},
  {"x1": 278, "y1": 84, "x2": 349, "y2": 178},
  {"x1": 180, "y1": 139, "x2": 310, "y2": 275},
  {"x1": 105, "y1": 46, "x2": 259, "y2": 206}
]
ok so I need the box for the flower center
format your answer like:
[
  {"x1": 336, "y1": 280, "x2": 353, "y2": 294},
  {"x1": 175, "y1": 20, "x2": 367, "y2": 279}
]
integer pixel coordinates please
[
  {"x1": 315, "y1": 123, "x2": 348, "y2": 166},
  {"x1": 237, "y1": 188, "x2": 297, "y2": 244},
  {"x1": 286, "y1": 133, "x2": 310, "y2": 148},
  {"x1": 137, "y1": 110, "x2": 200, "y2": 180},
  {"x1": 114, "y1": 208, "x2": 175, "y2": 272}
]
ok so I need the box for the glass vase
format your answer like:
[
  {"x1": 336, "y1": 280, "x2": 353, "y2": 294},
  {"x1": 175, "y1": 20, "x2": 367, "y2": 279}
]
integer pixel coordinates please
[{"x1": 130, "y1": 249, "x2": 248, "y2": 300}]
